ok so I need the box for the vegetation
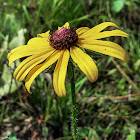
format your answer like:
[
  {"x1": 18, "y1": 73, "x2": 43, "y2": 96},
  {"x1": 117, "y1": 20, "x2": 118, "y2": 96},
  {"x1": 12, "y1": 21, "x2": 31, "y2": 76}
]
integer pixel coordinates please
[{"x1": 0, "y1": 0, "x2": 140, "y2": 139}]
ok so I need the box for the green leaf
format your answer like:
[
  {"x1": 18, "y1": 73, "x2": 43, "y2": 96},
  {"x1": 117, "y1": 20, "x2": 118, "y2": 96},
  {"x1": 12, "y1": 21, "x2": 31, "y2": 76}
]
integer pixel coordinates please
[
  {"x1": 8, "y1": 136, "x2": 17, "y2": 140},
  {"x1": 44, "y1": 127, "x2": 48, "y2": 138},
  {"x1": 0, "y1": 36, "x2": 9, "y2": 75},
  {"x1": 78, "y1": 128, "x2": 89, "y2": 137},
  {"x1": 111, "y1": 0, "x2": 125, "y2": 13},
  {"x1": 0, "y1": 35, "x2": 8, "y2": 60},
  {"x1": 3, "y1": 14, "x2": 20, "y2": 40},
  {"x1": 0, "y1": 63, "x2": 22, "y2": 97},
  {"x1": 134, "y1": 59, "x2": 140, "y2": 71},
  {"x1": 0, "y1": 28, "x2": 25, "y2": 97},
  {"x1": 126, "y1": 130, "x2": 135, "y2": 140},
  {"x1": 9, "y1": 29, "x2": 26, "y2": 50},
  {"x1": 8, "y1": 133, "x2": 17, "y2": 140},
  {"x1": 88, "y1": 129, "x2": 99, "y2": 140},
  {"x1": 107, "y1": 69, "x2": 117, "y2": 76}
]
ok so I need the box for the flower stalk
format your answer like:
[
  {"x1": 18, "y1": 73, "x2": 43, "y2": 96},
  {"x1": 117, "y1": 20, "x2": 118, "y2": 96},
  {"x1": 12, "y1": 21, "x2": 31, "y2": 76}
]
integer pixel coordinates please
[{"x1": 68, "y1": 60, "x2": 77, "y2": 140}]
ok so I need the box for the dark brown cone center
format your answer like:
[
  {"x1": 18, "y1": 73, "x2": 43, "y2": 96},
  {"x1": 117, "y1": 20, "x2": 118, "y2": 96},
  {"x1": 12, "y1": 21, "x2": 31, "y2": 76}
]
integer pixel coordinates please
[{"x1": 49, "y1": 27, "x2": 78, "y2": 50}]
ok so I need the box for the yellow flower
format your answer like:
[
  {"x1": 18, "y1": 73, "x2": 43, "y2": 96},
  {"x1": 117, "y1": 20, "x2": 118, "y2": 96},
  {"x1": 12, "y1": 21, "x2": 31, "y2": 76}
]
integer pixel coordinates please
[{"x1": 8, "y1": 22, "x2": 128, "y2": 97}]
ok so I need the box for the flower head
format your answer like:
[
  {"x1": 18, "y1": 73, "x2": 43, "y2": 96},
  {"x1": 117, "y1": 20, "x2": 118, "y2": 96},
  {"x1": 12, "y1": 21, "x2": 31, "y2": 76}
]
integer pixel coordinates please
[
  {"x1": 49, "y1": 27, "x2": 78, "y2": 50},
  {"x1": 8, "y1": 22, "x2": 128, "y2": 97}
]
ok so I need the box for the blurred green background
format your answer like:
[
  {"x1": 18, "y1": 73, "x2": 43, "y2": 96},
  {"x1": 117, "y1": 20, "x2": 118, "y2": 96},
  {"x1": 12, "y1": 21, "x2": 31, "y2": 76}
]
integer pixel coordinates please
[{"x1": 0, "y1": 0, "x2": 140, "y2": 139}]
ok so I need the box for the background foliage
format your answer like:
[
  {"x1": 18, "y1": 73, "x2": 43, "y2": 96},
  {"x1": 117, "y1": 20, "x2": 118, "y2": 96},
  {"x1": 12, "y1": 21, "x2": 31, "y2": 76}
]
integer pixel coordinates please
[{"x1": 0, "y1": 0, "x2": 140, "y2": 139}]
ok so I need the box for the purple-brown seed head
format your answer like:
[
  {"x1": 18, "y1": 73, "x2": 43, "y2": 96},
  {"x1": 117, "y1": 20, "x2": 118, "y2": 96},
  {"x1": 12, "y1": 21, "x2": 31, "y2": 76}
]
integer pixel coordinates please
[{"x1": 49, "y1": 27, "x2": 78, "y2": 50}]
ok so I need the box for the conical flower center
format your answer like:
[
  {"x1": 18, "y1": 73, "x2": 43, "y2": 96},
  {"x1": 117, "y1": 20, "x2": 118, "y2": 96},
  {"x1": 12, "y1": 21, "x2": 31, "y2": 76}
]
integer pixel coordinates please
[{"x1": 49, "y1": 27, "x2": 78, "y2": 50}]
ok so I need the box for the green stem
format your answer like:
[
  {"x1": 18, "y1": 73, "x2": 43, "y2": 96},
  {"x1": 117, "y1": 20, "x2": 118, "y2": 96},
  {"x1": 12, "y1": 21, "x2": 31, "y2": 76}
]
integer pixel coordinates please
[{"x1": 68, "y1": 61, "x2": 77, "y2": 140}]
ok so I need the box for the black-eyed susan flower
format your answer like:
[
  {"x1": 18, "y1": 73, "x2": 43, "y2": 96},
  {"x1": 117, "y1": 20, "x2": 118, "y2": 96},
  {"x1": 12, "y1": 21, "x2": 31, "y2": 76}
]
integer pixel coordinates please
[{"x1": 8, "y1": 22, "x2": 128, "y2": 97}]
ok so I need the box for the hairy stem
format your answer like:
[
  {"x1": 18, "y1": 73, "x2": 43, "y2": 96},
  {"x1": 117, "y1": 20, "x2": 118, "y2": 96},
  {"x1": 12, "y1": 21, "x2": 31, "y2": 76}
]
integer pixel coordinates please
[{"x1": 68, "y1": 61, "x2": 77, "y2": 140}]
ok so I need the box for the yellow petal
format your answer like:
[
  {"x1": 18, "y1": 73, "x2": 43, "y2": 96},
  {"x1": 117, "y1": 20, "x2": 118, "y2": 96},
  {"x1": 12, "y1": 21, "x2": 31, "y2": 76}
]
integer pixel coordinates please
[
  {"x1": 8, "y1": 38, "x2": 53, "y2": 66},
  {"x1": 58, "y1": 22, "x2": 70, "y2": 30},
  {"x1": 27, "y1": 37, "x2": 50, "y2": 46},
  {"x1": 81, "y1": 29, "x2": 129, "y2": 39},
  {"x1": 37, "y1": 30, "x2": 50, "y2": 38},
  {"x1": 14, "y1": 49, "x2": 55, "y2": 81},
  {"x1": 81, "y1": 22, "x2": 119, "y2": 37},
  {"x1": 25, "y1": 50, "x2": 62, "y2": 93},
  {"x1": 8, "y1": 46, "x2": 34, "y2": 67},
  {"x1": 70, "y1": 46, "x2": 98, "y2": 82},
  {"x1": 63, "y1": 22, "x2": 70, "y2": 29},
  {"x1": 58, "y1": 27, "x2": 62, "y2": 30},
  {"x1": 53, "y1": 49, "x2": 70, "y2": 97},
  {"x1": 8, "y1": 46, "x2": 52, "y2": 67},
  {"x1": 76, "y1": 27, "x2": 90, "y2": 36},
  {"x1": 78, "y1": 40, "x2": 126, "y2": 61},
  {"x1": 80, "y1": 39, "x2": 125, "y2": 53},
  {"x1": 8, "y1": 45, "x2": 26, "y2": 59}
]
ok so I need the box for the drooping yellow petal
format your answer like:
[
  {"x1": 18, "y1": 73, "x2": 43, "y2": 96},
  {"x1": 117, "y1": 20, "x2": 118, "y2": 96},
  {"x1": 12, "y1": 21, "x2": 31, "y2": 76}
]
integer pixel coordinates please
[
  {"x1": 8, "y1": 46, "x2": 35, "y2": 67},
  {"x1": 8, "y1": 45, "x2": 26, "y2": 59},
  {"x1": 76, "y1": 27, "x2": 90, "y2": 36},
  {"x1": 80, "y1": 29, "x2": 129, "y2": 39},
  {"x1": 25, "y1": 50, "x2": 63, "y2": 93},
  {"x1": 70, "y1": 46, "x2": 98, "y2": 82},
  {"x1": 37, "y1": 30, "x2": 50, "y2": 38},
  {"x1": 8, "y1": 46, "x2": 52, "y2": 67},
  {"x1": 58, "y1": 22, "x2": 70, "y2": 30},
  {"x1": 78, "y1": 40, "x2": 127, "y2": 61},
  {"x1": 81, "y1": 22, "x2": 119, "y2": 37},
  {"x1": 8, "y1": 37, "x2": 53, "y2": 66},
  {"x1": 8, "y1": 38, "x2": 51, "y2": 59},
  {"x1": 53, "y1": 49, "x2": 70, "y2": 97},
  {"x1": 14, "y1": 49, "x2": 55, "y2": 81}
]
